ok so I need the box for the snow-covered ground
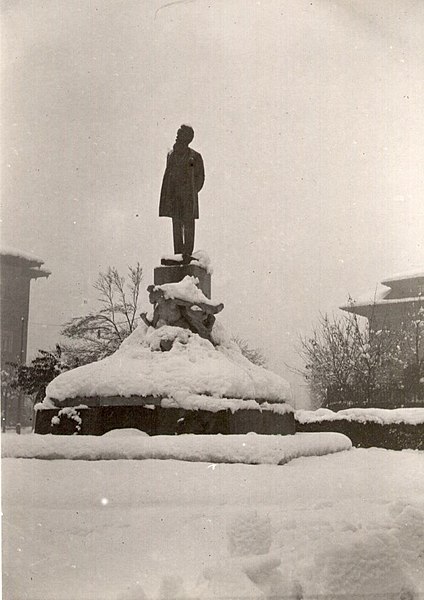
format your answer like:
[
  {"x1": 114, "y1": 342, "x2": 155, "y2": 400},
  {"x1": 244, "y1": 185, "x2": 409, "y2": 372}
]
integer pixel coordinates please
[{"x1": 3, "y1": 443, "x2": 423, "y2": 599}]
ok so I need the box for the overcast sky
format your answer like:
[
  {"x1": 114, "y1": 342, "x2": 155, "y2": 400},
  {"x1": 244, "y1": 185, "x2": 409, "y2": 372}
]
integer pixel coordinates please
[{"x1": 2, "y1": 0, "x2": 424, "y2": 406}]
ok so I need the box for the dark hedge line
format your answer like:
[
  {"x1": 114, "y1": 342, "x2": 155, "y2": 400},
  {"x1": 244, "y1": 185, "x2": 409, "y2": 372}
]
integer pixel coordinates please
[
  {"x1": 326, "y1": 384, "x2": 424, "y2": 411},
  {"x1": 295, "y1": 418, "x2": 424, "y2": 450}
]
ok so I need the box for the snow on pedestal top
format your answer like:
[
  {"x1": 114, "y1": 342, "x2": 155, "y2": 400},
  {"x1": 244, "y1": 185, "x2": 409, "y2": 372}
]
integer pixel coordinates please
[
  {"x1": 153, "y1": 275, "x2": 219, "y2": 307},
  {"x1": 44, "y1": 321, "x2": 292, "y2": 406},
  {"x1": 160, "y1": 250, "x2": 213, "y2": 274}
]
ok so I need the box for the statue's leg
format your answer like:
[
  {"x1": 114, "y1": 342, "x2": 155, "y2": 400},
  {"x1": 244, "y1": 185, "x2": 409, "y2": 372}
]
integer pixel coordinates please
[
  {"x1": 172, "y1": 217, "x2": 184, "y2": 254},
  {"x1": 183, "y1": 219, "x2": 195, "y2": 256}
]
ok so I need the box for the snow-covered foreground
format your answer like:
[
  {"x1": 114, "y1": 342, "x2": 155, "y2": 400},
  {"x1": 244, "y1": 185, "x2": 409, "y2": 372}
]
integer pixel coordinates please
[{"x1": 3, "y1": 448, "x2": 424, "y2": 599}]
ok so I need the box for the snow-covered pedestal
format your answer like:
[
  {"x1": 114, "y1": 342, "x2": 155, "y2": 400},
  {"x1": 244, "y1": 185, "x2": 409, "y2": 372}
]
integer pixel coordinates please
[
  {"x1": 155, "y1": 250, "x2": 212, "y2": 297},
  {"x1": 35, "y1": 263, "x2": 295, "y2": 436}
]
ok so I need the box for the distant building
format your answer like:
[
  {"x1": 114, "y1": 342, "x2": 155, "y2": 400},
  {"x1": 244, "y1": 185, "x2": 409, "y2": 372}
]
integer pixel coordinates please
[
  {"x1": 335, "y1": 270, "x2": 424, "y2": 409},
  {"x1": 0, "y1": 249, "x2": 50, "y2": 369},
  {"x1": 340, "y1": 271, "x2": 424, "y2": 329}
]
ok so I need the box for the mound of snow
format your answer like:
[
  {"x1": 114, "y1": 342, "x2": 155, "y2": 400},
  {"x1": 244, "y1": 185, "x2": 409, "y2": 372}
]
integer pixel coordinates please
[
  {"x1": 315, "y1": 530, "x2": 418, "y2": 599},
  {"x1": 102, "y1": 429, "x2": 150, "y2": 437},
  {"x1": 296, "y1": 407, "x2": 424, "y2": 425},
  {"x1": 190, "y1": 250, "x2": 213, "y2": 274},
  {"x1": 44, "y1": 323, "x2": 291, "y2": 406},
  {"x1": 2, "y1": 432, "x2": 351, "y2": 463},
  {"x1": 227, "y1": 511, "x2": 272, "y2": 557}
]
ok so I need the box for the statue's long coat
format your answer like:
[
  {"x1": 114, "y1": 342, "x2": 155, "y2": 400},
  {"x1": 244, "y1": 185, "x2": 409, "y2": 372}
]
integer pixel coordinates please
[{"x1": 159, "y1": 147, "x2": 205, "y2": 220}]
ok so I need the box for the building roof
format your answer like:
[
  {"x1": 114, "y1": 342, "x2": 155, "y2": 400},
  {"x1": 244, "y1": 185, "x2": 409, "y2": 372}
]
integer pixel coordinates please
[
  {"x1": 0, "y1": 246, "x2": 45, "y2": 265},
  {"x1": 381, "y1": 270, "x2": 424, "y2": 287},
  {"x1": 0, "y1": 247, "x2": 51, "y2": 277},
  {"x1": 340, "y1": 270, "x2": 424, "y2": 317}
]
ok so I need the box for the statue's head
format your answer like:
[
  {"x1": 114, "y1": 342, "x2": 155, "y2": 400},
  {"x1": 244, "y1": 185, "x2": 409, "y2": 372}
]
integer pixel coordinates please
[{"x1": 175, "y1": 124, "x2": 194, "y2": 146}]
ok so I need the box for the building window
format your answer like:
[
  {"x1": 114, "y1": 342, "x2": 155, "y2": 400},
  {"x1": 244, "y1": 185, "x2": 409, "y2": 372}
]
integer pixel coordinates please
[{"x1": 1, "y1": 331, "x2": 14, "y2": 353}]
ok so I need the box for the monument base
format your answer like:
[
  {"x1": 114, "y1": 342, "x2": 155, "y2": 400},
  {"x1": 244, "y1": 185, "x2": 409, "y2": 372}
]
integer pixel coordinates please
[
  {"x1": 34, "y1": 402, "x2": 296, "y2": 436},
  {"x1": 154, "y1": 263, "x2": 211, "y2": 298}
]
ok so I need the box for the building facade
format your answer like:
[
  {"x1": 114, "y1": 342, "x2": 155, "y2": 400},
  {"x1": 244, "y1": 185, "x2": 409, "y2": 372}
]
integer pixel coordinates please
[
  {"x1": 1, "y1": 249, "x2": 50, "y2": 369},
  {"x1": 335, "y1": 271, "x2": 424, "y2": 409}
]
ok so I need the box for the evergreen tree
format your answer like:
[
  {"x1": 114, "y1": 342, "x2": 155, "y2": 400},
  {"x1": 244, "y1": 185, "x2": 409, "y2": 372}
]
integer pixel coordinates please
[{"x1": 12, "y1": 345, "x2": 74, "y2": 402}]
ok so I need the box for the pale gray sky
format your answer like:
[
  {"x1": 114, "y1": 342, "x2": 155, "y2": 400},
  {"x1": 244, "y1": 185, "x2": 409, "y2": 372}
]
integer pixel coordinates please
[{"x1": 2, "y1": 0, "x2": 424, "y2": 406}]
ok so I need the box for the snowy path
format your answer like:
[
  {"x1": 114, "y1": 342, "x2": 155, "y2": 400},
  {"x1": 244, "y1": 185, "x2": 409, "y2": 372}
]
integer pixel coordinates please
[{"x1": 2, "y1": 448, "x2": 424, "y2": 599}]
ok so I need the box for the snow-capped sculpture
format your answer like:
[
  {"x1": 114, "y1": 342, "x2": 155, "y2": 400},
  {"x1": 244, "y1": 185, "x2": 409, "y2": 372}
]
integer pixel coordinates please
[
  {"x1": 140, "y1": 276, "x2": 223, "y2": 346},
  {"x1": 39, "y1": 277, "x2": 291, "y2": 410},
  {"x1": 35, "y1": 253, "x2": 294, "y2": 435}
]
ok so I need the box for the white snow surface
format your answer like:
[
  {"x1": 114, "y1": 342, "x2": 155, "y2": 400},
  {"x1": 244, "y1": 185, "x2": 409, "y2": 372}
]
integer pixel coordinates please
[
  {"x1": 159, "y1": 250, "x2": 213, "y2": 274},
  {"x1": 161, "y1": 253, "x2": 185, "y2": 262},
  {"x1": 190, "y1": 250, "x2": 213, "y2": 274},
  {"x1": 159, "y1": 395, "x2": 292, "y2": 414},
  {"x1": 296, "y1": 407, "x2": 424, "y2": 425},
  {"x1": 3, "y1": 447, "x2": 423, "y2": 599},
  {"x1": 2, "y1": 432, "x2": 351, "y2": 463},
  {"x1": 153, "y1": 275, "x2": 219, "y2": 307},
  {"x1": 0, "y1": 245, "x2": 45, "y2": 264},
  {"x1": 44, "y1": 323, "x2": 291, "y2": 405}
]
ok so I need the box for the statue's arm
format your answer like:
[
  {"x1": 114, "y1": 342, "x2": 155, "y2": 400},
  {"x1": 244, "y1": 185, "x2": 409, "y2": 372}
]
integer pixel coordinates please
[
  {"x1": 195, "y1": 153, "x2": 205, "y2": 192},
  {"x1": 140, "y1": 312, "x2": 152, "y2": 327},
  {"x1": 159, "y1": 153, "x2": 172, "y2": 210},
  {"x1": 162, "y1": 153, "x2": 171, "y2": 181}
]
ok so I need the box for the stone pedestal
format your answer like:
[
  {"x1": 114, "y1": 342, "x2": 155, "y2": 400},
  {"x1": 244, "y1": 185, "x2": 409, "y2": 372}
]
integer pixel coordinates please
[
  {"x1": 154, "y1": 264, "x2": 211, "y2": 298},
  {"x1": 34, "y1": 403, "x2": 296, "y2": 436}
]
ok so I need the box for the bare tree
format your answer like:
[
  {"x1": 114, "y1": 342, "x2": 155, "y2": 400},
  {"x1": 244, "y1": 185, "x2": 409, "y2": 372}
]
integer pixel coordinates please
[
  {"x1": 61, "y1": 264, "x2": 143, "y2": 364},
  {"x1": 396, "y1": 306, "x2": 424, "y2": 395},
  {"x1": 299, "y1": 303, "x2": 423, "y2": 408},
  {"x1": 298, "y1": 313, "x2": 359, "y2": 407}
]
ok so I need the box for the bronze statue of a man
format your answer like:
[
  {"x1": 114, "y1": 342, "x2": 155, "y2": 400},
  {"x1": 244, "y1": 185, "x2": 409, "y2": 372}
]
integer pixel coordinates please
[{"x1": 159, "y1": 125, "x2": 205, "y2": 261}]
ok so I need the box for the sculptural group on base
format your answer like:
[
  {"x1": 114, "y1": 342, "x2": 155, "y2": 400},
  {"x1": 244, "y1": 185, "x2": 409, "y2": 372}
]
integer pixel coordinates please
[{"x1": 140, "y1": 278, "x2": 224, "y2": 351}]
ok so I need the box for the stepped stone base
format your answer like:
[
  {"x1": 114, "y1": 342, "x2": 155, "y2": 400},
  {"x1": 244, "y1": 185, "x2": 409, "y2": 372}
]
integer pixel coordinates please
[
  {"x1": 154, "y1": 264, "x2": 211, "y2": 298},
  {"x1": 34, "y1": 403, "x2": 295, "y2": 436}
]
